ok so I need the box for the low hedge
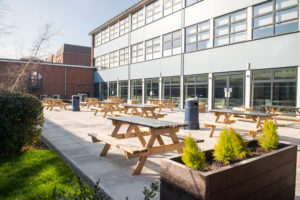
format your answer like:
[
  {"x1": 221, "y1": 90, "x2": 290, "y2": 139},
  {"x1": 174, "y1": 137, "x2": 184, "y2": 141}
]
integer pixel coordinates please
[{"x1": 0, "y1": 91, "x2": 44, "y2": 154}]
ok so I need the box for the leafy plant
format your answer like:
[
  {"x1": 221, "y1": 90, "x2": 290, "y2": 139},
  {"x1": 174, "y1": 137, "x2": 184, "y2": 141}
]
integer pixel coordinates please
[
  {"x1": 258, "y1": 120, "x2": 279, "y2": 150},
  {"x1": 213, "y1": 128, "x2": 249, "y2": 165},
  {"x1": 0, "y1": 91, "x2": 44, "y2": 154},
  {"x1": 182, "y1": 135, "x2": 206, "y2": 170},
  {"x1": 143, "y1": 182, "x2": 159, "y2": 200}
]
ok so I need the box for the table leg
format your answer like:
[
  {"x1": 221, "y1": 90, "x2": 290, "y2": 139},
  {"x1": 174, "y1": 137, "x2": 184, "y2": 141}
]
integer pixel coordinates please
[
  {"x1": 169, "y1": 130, "x2": 182, "y2": 154},
  {"x1": 156, "y1": 135, "x2": 165, "y2": 145},
  {"x1": 132, "y1": 125, "x2": 146, "y2": 147},
  {"x1": 209, "y1": 126, "x2": 216, "y2": 137},
  {"x1": 215, "y1": 113, "x2": 221, "y2": 122},
  {"x1": 100, "y1": 122, "x2": 122, "y2": 156},
  {"x1": 256, "y1": 116, "x2": 262, "y2": 129},
  {"x1": 103, "y1": 106, "x2": 109, "y2": 118}
]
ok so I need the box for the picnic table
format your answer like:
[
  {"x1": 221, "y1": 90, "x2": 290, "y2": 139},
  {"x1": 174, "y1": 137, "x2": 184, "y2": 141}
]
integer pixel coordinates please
[
  {"x1": 45, "y1": 99, "x2": 67, "y2": 111},
  {"x1": 91, "y1": 101, "x2": 123, "y2": 118},
  {"x1": 202, "y1": 109, "x2": 276, "y2": 139},
  {"x1": 262, "y1": 105, "x2": 300, "y2": 123},
  {"x1": 148, "y1": 99, "x2": 177, "y2": 112},
  {"x1": 89, "y1": 116, "x2": 187, "y2": 175},
  {"x1": 80, "y1": 98, "x2": 99, "y2": 108},
  {"x1": 122, "y1": 104, "x2": 166, "y2": 119}
]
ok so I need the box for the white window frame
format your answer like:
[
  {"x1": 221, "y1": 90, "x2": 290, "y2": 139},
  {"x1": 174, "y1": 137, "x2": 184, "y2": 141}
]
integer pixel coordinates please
[
  {"x1": 101, "y1": 28, "x2": 109, "y2": 44},
  {"x1": 119, "y1": 47, "x2": 129, "y2": 66},
  {"x1": 186, "y1": 20, "x2": 210, "y2": 52},
  {"x1": 101, "y1": 54, "x2": 109, "y2": 69},
  {"x1": 110, "y1": 22, "x2": 119, "y2": 40},
  {"x1": 163, "y1": 30, "x2": 182, "y2": 56},
  {"x1": 146, "y1": 0, "x2": 161, "y2": 24},
  {"x1": 94, "y1": 32, "x2": 101, "y2": 47},
  {"x1": 109, "y1": 51, "x2": 119, "y2": 68},
  {"x1": 132, "y1": 8, "x2": 144, "y2": 30},
  {"x1": 95, "y1": 56, "x2": 101, "y2": 67},
  {"x1": 120, "y1": 16, "x2": 129, "y2": 36},
  {"x1": 146, "y1": 37, "x2": 161, "y2": 60},
  {"x1": 163, "y1": 0, "x2": 182, "y2": 16},
  {"x1": 131, "y1": 42, "x2": 144, "y2": 63}
]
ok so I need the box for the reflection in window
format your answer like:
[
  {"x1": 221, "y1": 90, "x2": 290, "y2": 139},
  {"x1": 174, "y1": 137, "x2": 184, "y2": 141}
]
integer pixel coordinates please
[
  {"x1": 186, "y1": 20, "x2": 210, "y2": 52},
  {"x1": 253, "y1": 0, "x2": 298, "y2": 39},
  {"x1": 163, "y1": 30, "x2": 181, "y2": 56},
  {"x1": 119, "y1": 80, "x2": 128, "y2": 101},
  {"x1": 146, "y1": 37, "x2": 161, "y2": 60},
  {"x1": 164, "y1": 0, "x2": 182, "y2": 16},
  {"x1": 132, "y1": 9, "x2": 144, "y2": 30},
  {"x1": 109, "y1": 81, "x2": 117, "y2": 97},
  {"x1": 101, "y1": 28, "x2": 109, "y2": 44},
  {"x1": 145, "y1": 78, "x2": 159, "y2": 102},
  {"x1": 131, "y1": 43, "x2": 144, "y2": 63},
  {"x1": 162, "y1": 76, "x2": 180, "y2": 104},
  {"x1": 101, "y1": 54, "x2": 109, "y2": 69},
  {"x1": 131, "y1": 79, "x2": 143, "y2": 103},
  {"x1": 109, "y1": 51, "x2": 119, "y2": 68},
  {"x1": 94, "y1": 32, "x2": 101, "y2": 47},
  {"x1": 184, "y1": 74, "x2": 208, "y2": 107},
  {"x1": 119, "y1": 16, "x2": 129, "y2": 36},
  {"x1": 185, "y1": 0, "x2": 202, "y2": 6},
  {"x1": 95, "y1": 56, "x2": 101, "y2": 68},
  {"x1": 119, "y1": 47, "x2": 129, "y2": 66},
  {"x1": 110, "y1": 22, "x2": 119, "y2": 40},
  {"x1": 146, "y1": 0, "x2": 161, "y2": 24}
]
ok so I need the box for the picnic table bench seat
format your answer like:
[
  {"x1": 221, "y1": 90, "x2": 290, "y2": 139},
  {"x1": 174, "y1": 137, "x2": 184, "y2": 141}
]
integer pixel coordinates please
[
  {"x1": 202, "y1": 121, "x2": 261, "y2": 139},
  {"x1": 274, "y1": 115, "x2": 300, "y2": 122}
]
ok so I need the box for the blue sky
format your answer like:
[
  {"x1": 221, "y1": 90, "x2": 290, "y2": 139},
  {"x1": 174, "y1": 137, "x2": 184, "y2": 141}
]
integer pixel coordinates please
[{"x1": 0, "y1": 0, "x2": 139, "y2": 59}]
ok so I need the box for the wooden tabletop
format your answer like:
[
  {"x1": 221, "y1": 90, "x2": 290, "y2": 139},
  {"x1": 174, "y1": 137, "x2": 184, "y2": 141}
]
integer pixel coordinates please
[
  {"x1": 123, "y1": 104, "x2": 158, "y2": 108},
  {"x1": 107, "y1": 116, "x2": 187, "y2": 129},
  {"x1": 209, "y1": 109, "x2": 276, "y2": 117},
  {"x1": 98, "y1": 101, "x2": 120, "y2": 104},
  {"x1": 262, "y1": 105, "x2": 300, "y2": 109}
]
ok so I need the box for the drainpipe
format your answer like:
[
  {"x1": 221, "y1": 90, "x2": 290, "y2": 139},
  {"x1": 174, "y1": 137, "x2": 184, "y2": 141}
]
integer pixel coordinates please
[{"x1": 64, "y1": 66, "x2": 67, "y2": 98}]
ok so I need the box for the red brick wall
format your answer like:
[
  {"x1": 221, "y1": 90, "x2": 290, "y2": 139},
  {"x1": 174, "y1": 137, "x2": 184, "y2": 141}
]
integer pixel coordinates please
[
  {"x1": 0, "y1": 61, "x2": 94, "y2": 99},
  {"x1": 62, "y1": 53, "x2": 91, "y2": 66}
]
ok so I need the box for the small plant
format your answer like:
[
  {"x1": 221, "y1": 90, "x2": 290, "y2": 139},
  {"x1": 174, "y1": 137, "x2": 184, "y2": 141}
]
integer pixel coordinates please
[
  {"x1": 182, "y1": 135, "x2": 206, "y2": 170},
  {"x1": 258, "y1": 120, "x2": 279, "y2": 150},
  {"x1": 143, "y1": 182, "x2": 159, "y2": 200},
  {"x1": 214, "y1": 128, "x2": 249, "y2": 165}
]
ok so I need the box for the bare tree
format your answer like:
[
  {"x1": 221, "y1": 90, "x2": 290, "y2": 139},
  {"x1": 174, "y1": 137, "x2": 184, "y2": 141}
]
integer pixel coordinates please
[{"x1": 0, "y1": 0, "x2": 13, "y2": 36}]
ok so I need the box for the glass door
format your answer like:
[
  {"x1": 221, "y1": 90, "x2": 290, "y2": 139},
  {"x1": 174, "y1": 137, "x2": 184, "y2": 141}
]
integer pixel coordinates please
[{"x1": 213, "y1": 72, "x2": 244, "y2": 109}]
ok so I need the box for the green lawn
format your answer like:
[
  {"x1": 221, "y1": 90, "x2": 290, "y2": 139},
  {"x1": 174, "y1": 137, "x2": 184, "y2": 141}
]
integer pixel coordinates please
[{"x1": 0, "y1": 150, "x2": 87, "y2": 200}]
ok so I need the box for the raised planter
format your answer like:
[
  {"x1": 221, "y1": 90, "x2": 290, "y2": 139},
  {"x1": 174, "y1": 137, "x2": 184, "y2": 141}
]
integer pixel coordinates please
[{"x1": 160, "y1": 141, "x2": 297, "y2": 200}]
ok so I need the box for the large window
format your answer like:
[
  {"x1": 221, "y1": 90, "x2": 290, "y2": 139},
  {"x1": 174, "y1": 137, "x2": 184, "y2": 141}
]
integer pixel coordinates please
[
  {"x1": 109, "y1": 81, "x2": 117, "y2": 97},
  {"x1": 95, "y1": 32, "x2": 101, "y2": 47},
  {"x1": 146, "y1": 0, "x2": 161, "y2": 24},
  {"x1": 119, "y1": 47, "x2": 129, "y2": 66},
  {"x1": 109, "y1": 51, "x2": 119, "y2": 68},
  {"x1": 186, "y1": 20, "x2": 210, "y2": 52},
  {"x1": 101, "y1": 28, "x2": 109, "y2": 44},
  {"x1": 251, "y1": 67, "x2": 297, "y2": 111},
  {"x1": 131, "y1": 79, "x2": 143, "y2": 103},
  {"x1": 253, "y1": 0, "x2": 298, "y2": 39},
  {"x1": 214, "y1": 9, "x2": 247, "y2": 46},
  {"x1": 119, "y1": 80, "x2": 128, "y2": 101},
  {"x1": 110, "y1": 22, "x2": 119, "y2": 40},
  {"x1": 145, "y1": 78, "x2": 159, "y2": 102},
  {"x1": 184, "y1": 74, "x2": 208, "y2": 106},
  {"x1": 101, "y1": 54, "x2": 109, "y2": 69},
  {"x1": 131, "y1": 42, "x2": 144, "y2": 63},
  {"x1": 100, "y1": 82, "x2": 108, "y2": 101},
  {"x1": 163, "y1": 30, "x2": 181, "y2": 56},
  {"x1": 164, "y1": 0, "x2": 182, "y2": 16},
  {"x1": 162, "y1": 76, "x2": 180, "y2": 104},
  {"x1": 119, "y1": 16, "x2": 129, "y2": 36},
  {"x1": 132, "y1": 9, "x2": 144, "y2": 30},
  {"x1": 186, "y1": 0, "x2": 202, "y2": 6},
  {"x1": 95, "y1": 56, "x2": 101, "y2": 68},
  {"x1": 145, "y1": 37, "x2": 161, "y2": 60}
]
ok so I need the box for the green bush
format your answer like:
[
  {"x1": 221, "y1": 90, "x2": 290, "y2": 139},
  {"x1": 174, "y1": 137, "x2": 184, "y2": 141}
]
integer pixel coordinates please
[
  {"x1": 0, "y1": 91, "x2": 44, "y2": 154},
  {"x1": 181, "y1": 135, "x2": 206, "y2": 170},
  {"x1": 258, "y1": 120, "x2": 279, "y2": 150},
  {"x1": 213, "y1": 128, "x2": 249, "y2": 165}
]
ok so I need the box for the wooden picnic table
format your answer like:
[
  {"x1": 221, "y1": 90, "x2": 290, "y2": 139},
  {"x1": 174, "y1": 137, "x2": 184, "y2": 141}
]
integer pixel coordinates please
[
  {"x1": 91, "y1": 101, "x2": 123, "y2": 118},
  {"x1": 46, "y1": 99, "x2": 67, "y2": 111},
  {"x1": 262, "y1": 105, "x2": 300, "y2": 123},
  {"x1": 122, "y1": 104, "x2": 166, "y2": 119},
  {"x1": 89, "y1": 116, "x2": 187, "y2": 175},
  {"x1": 202, "y1": 109, "x2": 276, "y2": 138},
  {"x1": 148, "y1": 99, "x2": 177, "y2": 112},
  {"x1": 80, "y1": 98, "x2": 99, "y2": 108}
]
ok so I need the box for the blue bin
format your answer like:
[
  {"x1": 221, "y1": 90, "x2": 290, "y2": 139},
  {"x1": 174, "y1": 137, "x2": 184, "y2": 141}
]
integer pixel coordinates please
[
  {"x1": 80, "y1": 94, "x2": 87, "y2": 102},
  {"x1": 72, "y1": 95, "x2": 80, "y2": 111},
  {"x1": 184, "y1": 98, "x2": 199, "y2": 130}
]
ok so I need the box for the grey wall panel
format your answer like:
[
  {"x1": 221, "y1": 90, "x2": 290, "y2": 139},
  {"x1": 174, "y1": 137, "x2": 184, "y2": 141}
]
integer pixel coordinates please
[
  {"x1": 130, "y1": 55, "x2": 181, "y2": 79},
  {"x1": 94, "y1": 65, "x2": 129, "y2": 82},
  {"x1": 131, "y1": 12, "x2": 182, "y2": 45},
  {"x1": 184, "y1": 33, "x2": 300, "y2": 75},
  {"x1": 185, "y1": 0, "x2": 268, "y2": 27},
  {"x1": 94, "y1": 34, "x2": 129, "y2": 57}
]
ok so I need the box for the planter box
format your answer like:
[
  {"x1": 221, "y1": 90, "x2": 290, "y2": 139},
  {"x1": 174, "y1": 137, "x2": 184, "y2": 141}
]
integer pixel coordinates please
[{"x1": 160, "y1": 141, "x2": 297, "y2": 200}]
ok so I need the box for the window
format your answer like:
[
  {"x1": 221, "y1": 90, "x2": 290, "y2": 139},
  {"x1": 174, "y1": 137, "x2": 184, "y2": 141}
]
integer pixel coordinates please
[
  {"x1": 101, "y1": 54, "x2": 109, "y2": 69},
  {"x1": 120, "y1": 16, "x2": 129, "y2": 36},
  {"x1": 131, "y1": 79, "x2": 143, "y2": 103},
  {"x1": 132, "y1": 8, "x2": 144, "y2": 30},
  {"x1": 146, "y1": 0, "x2": 161, "y2": 24},
  {"x1": 100, "y1": 82, "x2": 108, "y2": 101},
  {"x1": 95, "y1": 56, "x2": 101, "y2": 67},
  {"x1": 109, "y1": 51, "x2": 119, "y2": 67},
  {"x1": 214, "y1": 9, "x2": 247, "y2": 46},
  {"x1": 164, "y1": 0, "x2": 182, "y2": 16},
  {"x1": 184, "y1": 74, "x2": 208, "y2": 107},
  {"x1": 94, "y1": 32, "x2": 101, "y2": 47},
  {"x1": 185, "y1": 0, "x2": 202, "y2": 6},
  {"x1": 253, "y1": 0, "x2": 298, "y2": 39},
  {"x1": 131, "y1": 43, "x2": 144, "y2": 63},
  {"x1": 119, "y1": 80, "x2": 128, "y2": 100},
  {"x1": 163, "y1": 30, "x2": 181, "y2": 56},
  {"x1": 109, "y1": 81, "x2": 117, "y2": 97},
  {"x1": 110, "y1": 22, "x2": 119, "y2": 40},
  {"x1": 119, "y1": 47, "x2": 129, "y2": 66},
  {"x1": 251, "y1": 67, "x2": 297, "y2": 111},
  {"x1": 101, "y1": 28, "x2": 109, "y2": 44},
  {"x1": 145, "y1": 37, "x2": 161, "y2": 60},
  {"x1": 186, "y1": 20, "x2": 210, "y2": 52},
  {"x1": 162, "y1": 76, "x2": 181, "y2": 104},
  {"x1": 145, "y1": 78, "x2": 159, "y2": 102}
]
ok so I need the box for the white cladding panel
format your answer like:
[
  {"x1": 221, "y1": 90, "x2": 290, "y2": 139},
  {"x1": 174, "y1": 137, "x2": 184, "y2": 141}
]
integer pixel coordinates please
[
  {"x1": 94, "y1": 65, "x2": 129, "y2": 82},
  {"x1": 131, "y1": 11, "x2": 182, "y2": 45},
  {"x1": 184, "y1": 33, "x2": 300, "y2": 75},
  {"x1": 94, "y1": 34, "x2": 129, "y2": 57},
  {"x1": 130, "y1": 55, "x2": 181, "y2": 79},
  {"x1": 185, "y1": 0, "x2": 268, "y2": 27}
]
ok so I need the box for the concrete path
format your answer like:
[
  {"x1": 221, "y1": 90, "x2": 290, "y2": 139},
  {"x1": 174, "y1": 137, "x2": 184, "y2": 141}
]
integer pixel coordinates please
[{"x1": 41, "y1": 105, "x2": 300, "y2": 200}]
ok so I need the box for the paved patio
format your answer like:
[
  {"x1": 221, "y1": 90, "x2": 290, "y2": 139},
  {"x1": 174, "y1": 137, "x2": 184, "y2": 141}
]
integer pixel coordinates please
[{"x1": 41, "y1": 105, "x2": 300, "y2": 200}]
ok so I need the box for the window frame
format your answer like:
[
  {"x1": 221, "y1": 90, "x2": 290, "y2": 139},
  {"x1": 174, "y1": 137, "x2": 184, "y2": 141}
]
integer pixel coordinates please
[
  {"x1": 94, "y1": 32, "x2": 101, "y2": 47},
  {"x1": 146, "y1": 0, "x2": 161, "y2": 24},
  {"x1": 163, "y1": 29, "x2": 182, "y2": 56},
  {"x1": 119, "y1": 47, "x2": 129, "y2": 66},
  {"x1": 119, "y1": 16, "x2": 129, "y2": 36},
  {"x1": 100, "y1": 54, "x2": 109, "y2": 69},
  {"x1": 131, "y1": 42, "x2": 144, "y2": 64},
  {"x1": 109, "y1": 22, "x2": 119, "y2": 40},
  {"x1": 185, "y1": 20, "x2": 210, "y2": 52},
  {"x1": 145, "y1": 36, "x2": 161, "y2": 60},
  {"x1": 163, "y1": 0, "x2": 182, "y2": 16},
  {"x1": 109, "y1": 50, "x2": 119, "y2": 68},
  {"x1": 132, "y1": 8, "x2": 144, "y2": 30},
  {"x1": 101, "y1": 27, "x2": 109, "y2": 44}
]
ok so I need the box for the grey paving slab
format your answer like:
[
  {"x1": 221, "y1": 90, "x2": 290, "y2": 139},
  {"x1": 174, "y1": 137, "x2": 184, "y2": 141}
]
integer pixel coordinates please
[{"x1": 42, "y1": 105, "x2": 300, "y2": 200}]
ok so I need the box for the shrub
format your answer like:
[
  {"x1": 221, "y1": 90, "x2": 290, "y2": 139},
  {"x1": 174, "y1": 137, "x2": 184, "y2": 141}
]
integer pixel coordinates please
[
  {"x1": 0, "y1": 91, "x2": 44, "y2": 154},
  {"x1": 213, "y1": 128, "x2": 249, "y2": 165},
  {"x1": 181, "y1": 135, "x2": 206, "y2": 170},
  {"x1": 258, "y1": 120, "x2": 279, "y2": 150}
]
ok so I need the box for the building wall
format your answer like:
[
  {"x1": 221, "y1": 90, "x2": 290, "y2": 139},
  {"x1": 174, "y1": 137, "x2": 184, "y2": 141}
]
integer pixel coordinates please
[{"x1": 63, "y1": 52, "x2": 91, "y2": 66}]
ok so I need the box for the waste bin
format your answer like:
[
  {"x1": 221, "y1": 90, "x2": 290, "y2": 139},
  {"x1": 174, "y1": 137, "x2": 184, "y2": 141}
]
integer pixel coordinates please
[
  {"x1": 184, "y1": 98, "x2": 199, "y2": 130},
  {"x1": 72, "y1": 95, "x2": 80, "y2": 111},
  {"x1": 80, "y1": 94, "x2": 87, "y2": 102}
]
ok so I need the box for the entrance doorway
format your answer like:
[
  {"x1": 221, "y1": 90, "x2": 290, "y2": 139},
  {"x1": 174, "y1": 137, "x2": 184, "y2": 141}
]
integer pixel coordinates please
[{"x1": 213, "y1": 72, "x2": 244, "y2": 109}]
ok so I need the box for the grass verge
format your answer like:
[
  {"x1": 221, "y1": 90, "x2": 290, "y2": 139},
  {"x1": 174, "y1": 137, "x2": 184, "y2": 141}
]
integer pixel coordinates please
[{"x1": 0, "y1": 149, "x2": 88, "y2": 200}]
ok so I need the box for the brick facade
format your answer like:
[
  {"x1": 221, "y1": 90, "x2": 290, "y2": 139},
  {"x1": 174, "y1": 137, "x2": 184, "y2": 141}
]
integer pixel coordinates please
[{"x1": 0, "y1": 59, "x2": 94, "y2": 99}]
